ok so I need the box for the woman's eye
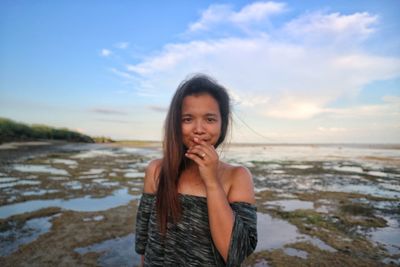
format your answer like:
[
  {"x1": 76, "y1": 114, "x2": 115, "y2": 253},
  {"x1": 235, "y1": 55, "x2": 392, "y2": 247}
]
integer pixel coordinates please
[
  {"x1": 182, "y1": 118, "x2": 192, "y2": 123},
  {"x1": 207, "y1": 117, "x2": 216, "y2": 122}
]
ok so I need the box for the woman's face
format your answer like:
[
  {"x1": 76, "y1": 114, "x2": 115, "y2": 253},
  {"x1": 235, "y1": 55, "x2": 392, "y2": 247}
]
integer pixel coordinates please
[{"x1": 181, "y1": 93, "x2": 222, "y2": 148}]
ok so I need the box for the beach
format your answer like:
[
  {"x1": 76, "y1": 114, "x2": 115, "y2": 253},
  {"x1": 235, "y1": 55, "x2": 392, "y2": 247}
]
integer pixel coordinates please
[{"x1": 0, "y1": 141, "x2": 399, "y2": 266}]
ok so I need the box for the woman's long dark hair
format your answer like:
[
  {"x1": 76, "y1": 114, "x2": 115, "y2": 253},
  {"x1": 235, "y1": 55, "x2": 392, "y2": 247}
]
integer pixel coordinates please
[{"x1": 156, "y1": 74, "x2": 231, "y2": 234}]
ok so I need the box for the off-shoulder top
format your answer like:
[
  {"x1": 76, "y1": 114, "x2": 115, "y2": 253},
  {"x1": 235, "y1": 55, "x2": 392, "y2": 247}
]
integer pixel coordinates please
[{"x1": 135, "y1": 193, "x2": 257, "y2": 267}]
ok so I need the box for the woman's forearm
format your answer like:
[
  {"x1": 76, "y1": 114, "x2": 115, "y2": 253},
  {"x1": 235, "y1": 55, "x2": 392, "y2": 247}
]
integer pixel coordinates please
[{"x1": 205, "y1": 181, "x2": 234, "y2": 262}]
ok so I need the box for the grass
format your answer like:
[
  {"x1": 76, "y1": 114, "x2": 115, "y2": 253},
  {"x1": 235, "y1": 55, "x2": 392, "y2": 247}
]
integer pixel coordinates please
[{"x1": 0, "y1": 117, "x2": 98, "y2": 144}]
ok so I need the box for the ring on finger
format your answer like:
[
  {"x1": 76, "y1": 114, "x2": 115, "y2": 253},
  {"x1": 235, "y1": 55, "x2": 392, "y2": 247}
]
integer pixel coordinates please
[{"x1": 201, "y1": 152, "x2": 206, "y2": 159}]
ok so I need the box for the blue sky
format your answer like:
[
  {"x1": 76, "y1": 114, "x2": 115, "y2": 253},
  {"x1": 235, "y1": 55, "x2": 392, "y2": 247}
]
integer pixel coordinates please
[{"x1": 1, "y1": 0, "x2": 399, "y2": 143}]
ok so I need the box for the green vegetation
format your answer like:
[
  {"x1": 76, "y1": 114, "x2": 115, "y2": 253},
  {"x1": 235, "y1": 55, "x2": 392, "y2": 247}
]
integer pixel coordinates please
[
  {"x1": 92, "y1": 136, "x2": 115, "y2": 143},
  {"x1": 0, "y1": 117, "x2": 94, "y2": 144}
]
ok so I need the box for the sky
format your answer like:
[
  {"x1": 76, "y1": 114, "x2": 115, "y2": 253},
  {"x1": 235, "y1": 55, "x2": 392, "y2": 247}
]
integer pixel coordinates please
[{"x1": 1, "y1": 0, "x2": 399, "y2": 143}]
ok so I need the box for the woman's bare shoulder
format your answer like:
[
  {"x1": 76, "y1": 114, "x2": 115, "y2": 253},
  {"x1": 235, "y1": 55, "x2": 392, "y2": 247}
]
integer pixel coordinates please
[
  {"x1": 143, "y1": 158, "x2": 162, "y2": 194},
  {"x1": 221, "y1": 162, "x2": 255, "y2": 204}
]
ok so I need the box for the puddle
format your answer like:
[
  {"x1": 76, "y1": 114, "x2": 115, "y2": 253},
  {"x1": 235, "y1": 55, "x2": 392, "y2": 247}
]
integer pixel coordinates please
[
  {"x1": 252, "y1": 259, "x2": 271, "y2": 267},
  {"x1": 288, "y1": 165, "x2": 313, "y2": 169},
  {"x1": 367, "y1": 171, "x2": 388, "y2": 178},
  {"x1": 81, "y1": 168, "x2": 105, "y2": 175},
  {"x1": 63, "y1": 181, "x2": 83, "y2": 190},
  {"x1": 48, "y1": 159, "x2": 78, "y2": 166},
  {"x1": 317, "y1": 183, "x2": 400, "y2": 199},
  {"x1": 0, "y1": 180, "x2": 41, "y2": 188},
  {"x1": 0, "y1": 188, "x2": 139, "y2": 219},
  {"x1": 13, "y1": 164, "x2": 69, "y2": 176},
  {"x1": 48, "y1": 176, "x2": 68, "y2": 181},
  {"x1": 72, "y1": 150, "x2": 120, "y2": 159},
  {"x1": 283, "y1": 247, "x2": 308, "y2": 259},
  {"x1": 368, "y1": 216, "x2": 400, "y2": 255},
  {"x1": 265, "y1": 199, "x2": 314, "y2": 212},
  {"x1": 0, "y1": 177, "x2": 18, "y2": 183},
  {"x1": 74, "y1": 233, "x2": 141, "y2": 267},
  {"x1": 330, "y1": 165, "x2": 364, "y2": 174},
  {"x1": 79, "y1": 175, "x2": 102, "y2": 180},
  {"x1": 101, "y1": 181, "x2": 120, "y2": 187},
  {"x1": 256, "y1": 212, "x2": 336, "y2": 252},
  {"x1": 125, "y1": 172, "x2": 145, "y2": 178},
  {"x1": 83, "y1": 215, "x2": 104, "y2": 222},
  {"x1": 22, "y1": 189, "x2": 59, "y2": 196},
  {"x1": 0, "y1": 214, "x2": 57, "y2": 256}
]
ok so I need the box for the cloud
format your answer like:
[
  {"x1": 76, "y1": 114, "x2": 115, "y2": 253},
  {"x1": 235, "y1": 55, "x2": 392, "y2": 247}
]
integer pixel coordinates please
[
  {"x1": 148, "y1": 105, "x2": 168, "y2": 113},
  {"x1": 90, "y1": 108, "x2": 128, "y2": 115},
  {"x1": 123, "y1": 34, "x2": 399, "y2": 119},
  {"x1": 231, "y1": 1, "x2": 286, "y2": 24},
  {"x1": 100, "y1": 49, "x2": 112, "y2": 57},
  {"x1": 115, "y1": 42, "x2": 129, "y2": 49},
  {"x1": 329, "y1": 95, "x2": 400, "y2": 118},
  {"x1": 284, "y1": 11, "x2": 378, "y2": 43},
  {"x1": 317, "y1": 127, "x2": 347, "y2": 132},
  {"x1": 188, "y1": 1, "x2": 285, "y2": 32},
  {"x1": 110, "y1": 2, "x2": 400, "y2": 122}
]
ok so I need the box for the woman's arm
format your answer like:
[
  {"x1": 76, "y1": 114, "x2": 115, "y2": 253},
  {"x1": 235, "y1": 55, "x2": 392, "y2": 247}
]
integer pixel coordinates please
[
  {"x1": 135, "y1": 159, "x2": 161, "y2": 260},
  {"x1": 185, "y1": 138, "x2": 255, "y2": 262},
  {"x1": 206, "y1": 166, "x2": 255, "y2": 261}
]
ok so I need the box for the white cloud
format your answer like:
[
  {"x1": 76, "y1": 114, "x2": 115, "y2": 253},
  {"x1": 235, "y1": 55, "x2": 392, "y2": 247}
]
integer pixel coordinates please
[
  {"x1": 115, "y1": 42, "x2": 129, "y2": 49},
  {"x1": 108, "y1": 2, "x2": 400, "y2": 143},
  {"x1": 189, "y1": 4, "x2": 232, "y2": 32},
  {"x1": 231, "y1": 1, "x2": 286, "y2": 23},
  {"x1": 317, "y1": 126, "x2": 347, "y2": 133},
  {"x1": 110, "y1": 68, "x2": 135, "y2": 79},
  {"x1": 188, "y1": 1, "x2": 285, "y2": 32},
  {"x1": 100, "y1": 49, "x2": 112, "y2": 57},
  {"x1": 123, "y1": 34, "x2": 400, "y2": 119},
  {"x1": 284, "y1": 11, "x2": 378, "y2": 44}
]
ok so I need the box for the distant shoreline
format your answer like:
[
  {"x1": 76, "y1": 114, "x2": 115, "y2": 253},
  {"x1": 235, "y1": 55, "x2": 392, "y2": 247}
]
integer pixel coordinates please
[{"x1": 1, "y1": 140, "x2": 399, "y2": 151}]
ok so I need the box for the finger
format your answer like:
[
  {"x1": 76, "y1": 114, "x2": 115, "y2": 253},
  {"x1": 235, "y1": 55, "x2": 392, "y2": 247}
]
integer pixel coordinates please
[
  {"x1": 186, "y1": 147, "x2": 207, "y2": 160},
  {"x1": 185, "y1": 151, "x2": 204, "y2": 165},
  {"x1": 192, "y1": 138, "x2": 216, "y2": 154}
]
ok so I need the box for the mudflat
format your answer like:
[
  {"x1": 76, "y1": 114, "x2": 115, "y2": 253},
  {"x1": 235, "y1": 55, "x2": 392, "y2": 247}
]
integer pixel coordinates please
[{"x1": 0, "y1": 142, "x2": 399, "y2": 266}]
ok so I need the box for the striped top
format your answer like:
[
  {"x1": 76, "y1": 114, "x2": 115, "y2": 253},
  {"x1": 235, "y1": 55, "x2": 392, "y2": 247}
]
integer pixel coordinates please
[{"x1": 135, "y1": 193, "x2": 257, "y2": 267}]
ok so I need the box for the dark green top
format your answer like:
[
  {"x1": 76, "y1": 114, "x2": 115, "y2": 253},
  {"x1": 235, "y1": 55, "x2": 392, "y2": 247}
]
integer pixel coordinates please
[{"x1": 135, "y1": 193, "x2": 257, "y2": 267}]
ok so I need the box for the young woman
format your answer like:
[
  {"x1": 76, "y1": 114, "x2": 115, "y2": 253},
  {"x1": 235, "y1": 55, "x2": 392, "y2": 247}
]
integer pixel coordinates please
[{"x1": 135, "y1": 74, "x2": 257, "y2": 266}]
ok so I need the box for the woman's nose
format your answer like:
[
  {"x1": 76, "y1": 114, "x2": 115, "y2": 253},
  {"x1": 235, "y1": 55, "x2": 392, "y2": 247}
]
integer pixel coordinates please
[{"x1": 193, "y1": 120, "x2": 205, "y2": 134}]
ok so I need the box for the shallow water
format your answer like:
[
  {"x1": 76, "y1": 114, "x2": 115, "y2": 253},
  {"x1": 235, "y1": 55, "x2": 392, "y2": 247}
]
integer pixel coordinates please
[
  {"x1": 265, "y1": 199, "x2": 314, "y2": 212},
  {"x1": 369, "y1": 216, "x2": 400, "y2": 255},
  {"x1": 0, "y1": 188, "x2": 138, "y2": 219},
  {"x1": 13, "y1": 164, "x2": 69, "y2": 176},
  {"x1": 0, "y1": 214, "x2": 57, "y2": 256},
  {"x1": 74, "y1": 233, "x2": 142, "y2": 267},
  {"x1": 1, "y1": 143, "x2": 399, "y2": 266},
  {"x1": 256, "y1": 212, "x2": 336, "y2": 252}
]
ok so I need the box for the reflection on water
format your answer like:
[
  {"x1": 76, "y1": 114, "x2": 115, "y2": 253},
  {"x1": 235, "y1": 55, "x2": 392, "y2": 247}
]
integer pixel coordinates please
[
  {"x1": 74, "y1": 233, "x2": 141, "y2": 267},
  {"x1": 256, "y1": 212, "x2": 336, "y2": 252},
  {"x1": 369, "y1": 216, "x2": 400, "y2": 255},
  {"x1": 0, "y1": 143, "x2": 399, "y2": 265},
  {"x1": 283, "y1": 247, "x2": 308, "y2": 259},
  {"x1": 0, "y1": 179, "x2": 41, "y2": 188},
  {"x1": 265, "y1": 199, "x2": 314, "y2": 211},
  {"x1": 0, "y1": 188, "x2": 138, "y2": 219},
  {"x1": 0, "y1": 214, "x2": 58, "y2": 256},
  {"x1": 13, "y1": 164, "x2": 69, "y2": 176}
]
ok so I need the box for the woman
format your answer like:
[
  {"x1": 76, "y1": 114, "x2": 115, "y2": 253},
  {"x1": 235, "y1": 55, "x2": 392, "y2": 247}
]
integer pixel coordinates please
[{"x1": 135, "y1": 74, "x2": 257, "y2": 266}]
